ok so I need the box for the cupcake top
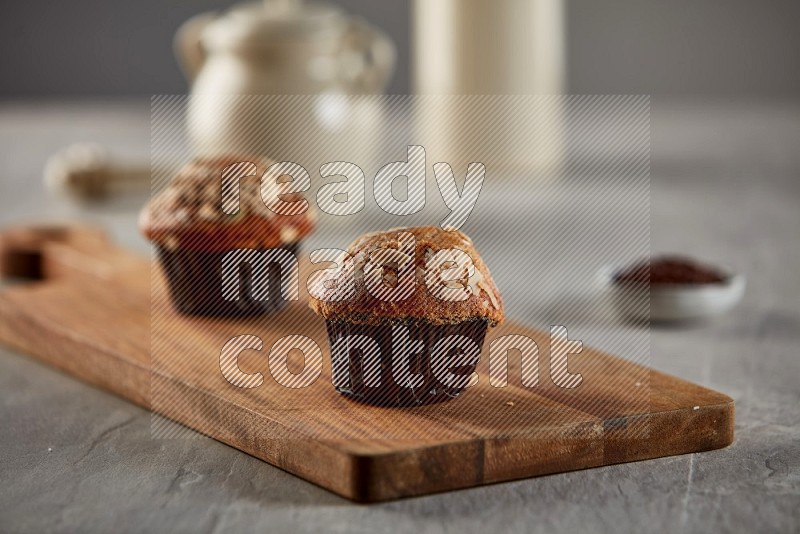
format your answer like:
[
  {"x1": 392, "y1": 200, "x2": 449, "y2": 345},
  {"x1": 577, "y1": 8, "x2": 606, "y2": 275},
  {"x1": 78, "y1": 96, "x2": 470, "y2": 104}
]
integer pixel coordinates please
[
  {"x1": 139, "y1": 156, "x2": 314, "y2": 252},
  {"x1": 309, "y1": 226, "x2": 504, "y2": 326}
]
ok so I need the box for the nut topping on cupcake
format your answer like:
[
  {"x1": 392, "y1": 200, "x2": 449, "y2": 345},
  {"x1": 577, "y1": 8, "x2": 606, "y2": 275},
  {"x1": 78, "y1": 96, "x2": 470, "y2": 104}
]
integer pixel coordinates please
[
  {"x1": 139, "y1": 155, "x2": 314, "y2": 252},
  {"x1": 309, "y1": 226, "x2": 504, "y2": 326}
]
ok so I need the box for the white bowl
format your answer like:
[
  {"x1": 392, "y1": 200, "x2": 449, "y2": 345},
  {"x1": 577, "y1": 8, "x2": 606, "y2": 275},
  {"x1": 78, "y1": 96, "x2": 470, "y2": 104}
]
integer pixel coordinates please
[{"x1": 602, "y1": 264, "x2": 746, "y2": 322}]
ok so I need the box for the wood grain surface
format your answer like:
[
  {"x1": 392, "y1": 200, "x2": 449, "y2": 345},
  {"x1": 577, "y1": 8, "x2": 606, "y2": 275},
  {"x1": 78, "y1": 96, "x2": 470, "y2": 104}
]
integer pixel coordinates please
[{"x1": 0, "y1": 225, "x2": 734, "y2": 502}]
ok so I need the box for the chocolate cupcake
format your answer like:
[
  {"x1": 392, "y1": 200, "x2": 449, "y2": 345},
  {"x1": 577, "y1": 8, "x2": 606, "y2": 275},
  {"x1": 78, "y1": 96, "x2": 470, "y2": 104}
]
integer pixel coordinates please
[
  {"x1": 309, "y1": 226, "x2": 504, "y2": 406},
  {"x1": 140, "y1": 156, "x2": 314, "y2": 317}
]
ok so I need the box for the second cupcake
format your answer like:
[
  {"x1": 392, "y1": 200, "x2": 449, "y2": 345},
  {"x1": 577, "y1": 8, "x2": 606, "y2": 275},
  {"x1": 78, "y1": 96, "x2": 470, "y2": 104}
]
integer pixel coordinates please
[{"x1": 140, "y1": 156, "x2": 314, "y2": 317}]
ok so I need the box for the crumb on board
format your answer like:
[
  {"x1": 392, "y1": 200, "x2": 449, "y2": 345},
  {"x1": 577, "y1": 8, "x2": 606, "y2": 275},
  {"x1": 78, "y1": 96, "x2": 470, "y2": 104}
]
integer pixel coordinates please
[{"x1": 505, "y1": 401, "x2": 515, "y2": 407}]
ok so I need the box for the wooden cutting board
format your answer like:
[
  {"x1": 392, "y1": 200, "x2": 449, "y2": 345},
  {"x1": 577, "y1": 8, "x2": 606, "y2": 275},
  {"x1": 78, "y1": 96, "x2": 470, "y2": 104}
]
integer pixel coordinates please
[{"x1": 0, "y1": 225, "x2": 734, "y2": 502}]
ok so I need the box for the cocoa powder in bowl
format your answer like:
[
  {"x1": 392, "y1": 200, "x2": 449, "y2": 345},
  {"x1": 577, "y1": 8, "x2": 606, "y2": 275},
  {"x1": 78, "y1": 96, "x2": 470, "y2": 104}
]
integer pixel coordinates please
[{"x1": 614, "y1": 256, "x2": 726, "y2": 286}]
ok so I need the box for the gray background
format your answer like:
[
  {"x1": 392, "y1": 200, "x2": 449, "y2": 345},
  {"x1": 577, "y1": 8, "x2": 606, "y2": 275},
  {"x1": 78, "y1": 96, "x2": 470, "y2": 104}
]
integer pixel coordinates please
[{"x1": 1, "y1": 0, "x2": 799, "y2": 97}]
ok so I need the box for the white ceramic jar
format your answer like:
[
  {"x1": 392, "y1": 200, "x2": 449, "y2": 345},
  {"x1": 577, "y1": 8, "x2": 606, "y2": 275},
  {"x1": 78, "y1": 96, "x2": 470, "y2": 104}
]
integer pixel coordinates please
[{"x1": 175, "y1": 1, "x2": 395, "y2": 160}]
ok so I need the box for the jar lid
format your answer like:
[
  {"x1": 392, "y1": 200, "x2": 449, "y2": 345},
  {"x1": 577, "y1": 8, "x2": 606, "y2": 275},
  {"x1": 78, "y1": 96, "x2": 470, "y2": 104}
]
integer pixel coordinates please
[{"x1": 203, "y1": 1, "x2": 346, "y2": 50}]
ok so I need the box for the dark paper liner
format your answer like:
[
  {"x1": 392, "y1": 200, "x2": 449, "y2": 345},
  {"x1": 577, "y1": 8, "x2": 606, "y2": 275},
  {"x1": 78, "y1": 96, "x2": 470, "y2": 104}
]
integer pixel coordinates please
[
  {"x1": 156, "y1": 243, "x2": 299, "y2": 317},
  {"x1": 325, "y1": 319, "x2": 489, "y2": 407}
]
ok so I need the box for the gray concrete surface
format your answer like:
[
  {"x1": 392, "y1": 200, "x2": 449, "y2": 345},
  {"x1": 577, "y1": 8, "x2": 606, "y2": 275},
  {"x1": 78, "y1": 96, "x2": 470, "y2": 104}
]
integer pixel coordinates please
[{"x1": 0, "y1": 99, "x2": 798, "y2": 533}]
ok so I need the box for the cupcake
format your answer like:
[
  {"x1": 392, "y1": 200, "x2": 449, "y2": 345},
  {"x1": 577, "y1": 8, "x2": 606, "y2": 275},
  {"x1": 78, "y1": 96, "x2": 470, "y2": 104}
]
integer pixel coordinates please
[
  {"x1": 140, "y1": 156, "x2": 314, "y2": 317},
  {"x1": 309, "y1": 226, "x2": 504, "y2": 406}
]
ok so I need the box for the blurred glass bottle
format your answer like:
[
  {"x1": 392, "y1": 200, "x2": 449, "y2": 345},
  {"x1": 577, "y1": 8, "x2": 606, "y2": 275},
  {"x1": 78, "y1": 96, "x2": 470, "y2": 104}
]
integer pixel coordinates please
[{"x1": 412, "y1": 0, "x2": 565, "y2": 178}]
